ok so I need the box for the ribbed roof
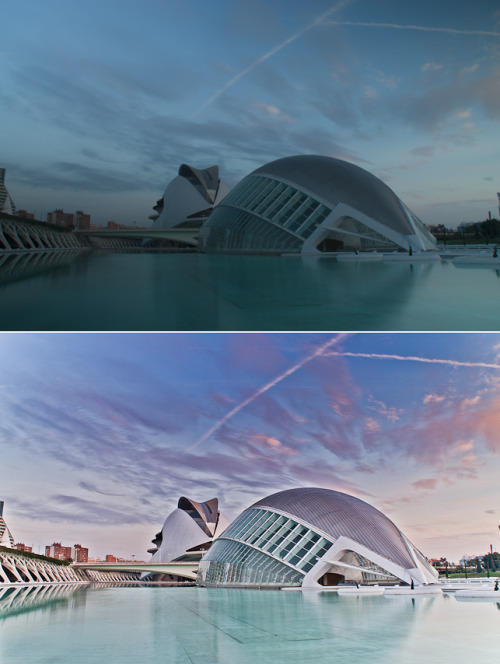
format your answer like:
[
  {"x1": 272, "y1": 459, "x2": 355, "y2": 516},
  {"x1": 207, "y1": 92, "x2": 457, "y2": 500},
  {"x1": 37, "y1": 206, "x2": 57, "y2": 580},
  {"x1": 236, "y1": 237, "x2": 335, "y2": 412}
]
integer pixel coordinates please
[
  {"x1": 252, "y1": 155, "x2": 414, "y2": 236},
  {"x1": 251, "y1": 487, "x2": 416, "y2": 570}
]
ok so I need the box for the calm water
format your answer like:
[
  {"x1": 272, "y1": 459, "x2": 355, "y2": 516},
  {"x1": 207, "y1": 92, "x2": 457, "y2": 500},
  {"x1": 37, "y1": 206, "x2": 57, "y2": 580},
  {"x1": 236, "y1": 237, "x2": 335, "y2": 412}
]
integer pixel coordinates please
[
  {"x1": 1, "y1": 585, "x2": 500, "y2": 663},
  {"x1": 2, "y1": 250, "x2": 500, "y2": 330}
]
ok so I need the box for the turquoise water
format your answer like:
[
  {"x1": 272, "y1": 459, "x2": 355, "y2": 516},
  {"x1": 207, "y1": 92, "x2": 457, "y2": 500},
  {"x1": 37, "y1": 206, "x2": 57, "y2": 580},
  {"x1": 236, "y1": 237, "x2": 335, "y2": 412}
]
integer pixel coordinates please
[
  {"x1": 2, "y1": 585, "x2": 500, "y2": 663},
  {"x1": 2, "y1": 250, "x2": 500, "y2": 330}
]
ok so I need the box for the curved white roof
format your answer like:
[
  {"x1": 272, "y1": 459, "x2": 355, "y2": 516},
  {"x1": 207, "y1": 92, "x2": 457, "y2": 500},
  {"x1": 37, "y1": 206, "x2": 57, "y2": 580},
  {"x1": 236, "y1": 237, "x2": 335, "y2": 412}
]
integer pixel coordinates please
[
  {"x1": 251, "y1": 487, "x2": 415, "y2": 570},
  {"x1": 200, "y1": 154, "x2": 436, "y2": 254},
  {"x1": 252, "y1": 155, "x2": 416, "y2": 237},
  {"x1": 150, "y1": 164, "x2": 230, "y2": 230},
  {"x1": 149, "y1": 496, "x2": 229, "y2": 563}
]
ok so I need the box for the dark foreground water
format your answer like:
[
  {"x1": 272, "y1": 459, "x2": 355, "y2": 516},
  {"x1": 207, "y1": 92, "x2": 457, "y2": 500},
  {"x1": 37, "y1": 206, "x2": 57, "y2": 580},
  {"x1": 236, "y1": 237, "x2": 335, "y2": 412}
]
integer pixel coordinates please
[
  {"x1": 1, "y1": 585, "x2": 500, "y2": 663},
  {"x1": 2, "y1": 250, "x2": 500, "y2": 330}
]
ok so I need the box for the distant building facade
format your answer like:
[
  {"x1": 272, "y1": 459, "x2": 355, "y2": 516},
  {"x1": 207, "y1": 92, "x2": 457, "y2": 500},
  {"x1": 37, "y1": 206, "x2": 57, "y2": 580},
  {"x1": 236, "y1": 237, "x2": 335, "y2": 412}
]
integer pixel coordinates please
[
  {"x1": 75, "y1": 210, "x2": 91, "y2": 230},
  {"x1": 16, "y1": 210, "x2": 35, "y2": 220},
  {"x1": 47, "y1": 209, "x2": 75, "y2": 228},
  {"x1": 15, "y1": 543, "x2": 33, "y2": 552},
  {"x1": 45, "y1": 542, "x2": 89, "y2": 562}
]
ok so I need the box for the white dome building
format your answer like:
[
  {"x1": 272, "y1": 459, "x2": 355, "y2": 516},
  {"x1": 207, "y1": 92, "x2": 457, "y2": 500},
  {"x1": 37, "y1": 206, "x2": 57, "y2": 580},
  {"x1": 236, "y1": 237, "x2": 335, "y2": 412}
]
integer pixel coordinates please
[
  {"x1": 150, "y1": 164, "x2": 230, "y2": 230},
  {"x1": 197, "y1": 488, "x2": 438, "y2": 588},
  {"x1": 148, "y1": 496, "x2": 229, "y2": 564},
  {"x1": 199, "y1": 155, "x2": 436, "y2": 254}
]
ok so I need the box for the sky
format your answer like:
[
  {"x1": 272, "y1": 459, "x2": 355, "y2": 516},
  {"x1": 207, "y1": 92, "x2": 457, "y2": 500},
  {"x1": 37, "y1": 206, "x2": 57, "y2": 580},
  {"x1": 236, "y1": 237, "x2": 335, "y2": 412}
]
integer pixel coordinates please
[
  {"x1": 1, "y1": 0, "x2": 499, "y2": 228},
  {"x1": 1, "y1": 331, "x2": 500, "y2": 562}
]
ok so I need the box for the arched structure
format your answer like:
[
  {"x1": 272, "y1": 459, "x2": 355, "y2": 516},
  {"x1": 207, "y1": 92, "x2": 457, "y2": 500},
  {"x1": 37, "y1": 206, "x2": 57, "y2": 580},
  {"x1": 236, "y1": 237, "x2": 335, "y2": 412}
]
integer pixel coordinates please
[
  {"x1": 0, "y1": 216, "x2": 85, "y2": 251},
  {"x1": 0, "y1": 549, "x2": 85, "y2": 585},
  {"x1": 197, "y1": 487, "x2": 438, "y2": 588},
  {"x1": 150, "y1": 164, "x2": 230, "y2": 230},
  {"x1": 199, "y1": 155, "x2": 436, "y2": 255}
]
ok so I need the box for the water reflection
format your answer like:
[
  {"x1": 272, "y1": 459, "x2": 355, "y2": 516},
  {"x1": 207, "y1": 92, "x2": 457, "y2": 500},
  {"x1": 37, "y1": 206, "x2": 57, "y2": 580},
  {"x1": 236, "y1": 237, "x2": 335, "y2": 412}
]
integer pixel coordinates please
[
  {"x1": 2, "y1": 251, "x2": 500, "y2": 330},
  {"x1": 2, "y1": 586, "x2": 500, "y2": 663},
  {"x1": 0, "y1": 583, "x2": 88, "y2": 619},
  {"x1": 0, "y1": 250, "x2": 91, "y2": 286}
]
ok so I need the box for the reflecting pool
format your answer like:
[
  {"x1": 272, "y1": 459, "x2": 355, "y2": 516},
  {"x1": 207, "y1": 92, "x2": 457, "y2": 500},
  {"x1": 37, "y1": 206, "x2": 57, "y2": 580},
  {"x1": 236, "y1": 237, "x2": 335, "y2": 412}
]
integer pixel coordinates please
[
  {"x1": 2, "y1": 585, "x2": 500, "y2": 663},
  {"x1": 3, "y1": 250, "x2": 500, "y2": 330}
]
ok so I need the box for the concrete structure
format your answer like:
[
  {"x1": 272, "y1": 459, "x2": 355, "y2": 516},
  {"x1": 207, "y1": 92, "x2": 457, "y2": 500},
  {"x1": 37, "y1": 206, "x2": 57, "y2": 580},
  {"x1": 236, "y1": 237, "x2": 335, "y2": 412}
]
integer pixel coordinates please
[
  {"x1": 199, "y1": 155, "x2": 437, "y2": 255},
  {"x1": 142, "y1": 496, "x2": 229, "y2": 582},
  {"x1": 150, "y1": 164, "x2": 230, "y2": 230},
  {"x1": 0, "y1": 169, "x2": 16, "y2": 215},
  {"x1": 149, "y1": 496, "x2": 229, "y2": 564},
  {"x1": 198, "y1": 487, "x2": 438, "y2": 588},
  {"x1": 73, "y1": 561, "x2": 198, "y2": 582},
  {"x1": 0, "y1": 549, "x2": 85, "y2": 584},
  {"x1": 0, "y1": 216, "x2": 85, "y2": 251},
  {"x1": 0, "y1": 502, "x2": 15, "y2": 548}
]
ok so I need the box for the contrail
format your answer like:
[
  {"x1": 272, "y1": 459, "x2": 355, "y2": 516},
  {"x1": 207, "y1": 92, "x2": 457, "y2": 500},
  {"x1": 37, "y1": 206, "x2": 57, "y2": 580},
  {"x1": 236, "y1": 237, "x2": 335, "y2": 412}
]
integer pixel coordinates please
[
  {"x1": 323, "y1": 20, "x2": 500, "y2": 38},
  {"x1": 191, "y1": 0, "x2": 352, "y2": 117},
  {"x1": 325, "y1": 352, "x2": 500, "y2": 370},
  {"x1": 188, "y1": 334, "x2": 348, "y2": 451}
]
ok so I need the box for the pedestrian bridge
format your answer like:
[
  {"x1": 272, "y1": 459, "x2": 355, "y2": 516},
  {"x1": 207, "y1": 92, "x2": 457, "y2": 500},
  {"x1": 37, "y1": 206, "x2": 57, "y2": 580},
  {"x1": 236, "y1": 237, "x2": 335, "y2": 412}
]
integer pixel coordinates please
[
  {"x1": 72, "y1": 561, "x2": 199, "y2": 581},
  {"x1": 76, "y1": 228, "x2": 200, "y2": 247}
]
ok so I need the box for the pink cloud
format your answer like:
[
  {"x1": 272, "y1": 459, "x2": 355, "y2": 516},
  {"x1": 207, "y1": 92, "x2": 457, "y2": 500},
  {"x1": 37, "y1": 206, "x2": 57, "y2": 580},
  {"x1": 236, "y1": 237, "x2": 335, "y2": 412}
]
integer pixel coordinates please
[
  {"x1": 423, "y1": 393, "x2": 446, "y2": 404},
  {"x1": 412, "y1": 478, "x2": 438, "y2": 491},
  {"x1": 249, "y1": 433, "x2": 298, "y2": 456},
  {"x1": 365, "y1": 417, "x2": 381, "y2": 433},
  {"x1": 460, "y1": 396, "x2": 481, "y2": 409},
  {"x1": 369, "y1": 399, "x2": 401, "y2": 422}
]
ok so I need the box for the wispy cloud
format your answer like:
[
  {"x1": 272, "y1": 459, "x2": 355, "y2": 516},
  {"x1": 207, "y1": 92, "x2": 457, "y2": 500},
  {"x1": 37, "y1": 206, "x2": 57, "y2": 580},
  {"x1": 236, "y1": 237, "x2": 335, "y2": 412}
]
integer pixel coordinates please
[
  {"x1": 188, "y1": 334, "x2": 348, "y2": 451},
  {"x1": 324, "y1": 21, "x2": 500, "y2": 38},
  {"x1": 326, "y1": 351, "x2": 500, "y2": 370},
  {"x1": 191, "y1": 0, "x2": 353, "y2": 117}
]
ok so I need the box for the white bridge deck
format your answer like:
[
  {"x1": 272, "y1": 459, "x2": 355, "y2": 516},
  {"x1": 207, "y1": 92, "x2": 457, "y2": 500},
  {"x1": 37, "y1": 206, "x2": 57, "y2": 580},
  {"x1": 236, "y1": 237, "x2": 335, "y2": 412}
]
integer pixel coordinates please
[{"x1": 72, "y1": 561, "x2": 200, "y2": 580}]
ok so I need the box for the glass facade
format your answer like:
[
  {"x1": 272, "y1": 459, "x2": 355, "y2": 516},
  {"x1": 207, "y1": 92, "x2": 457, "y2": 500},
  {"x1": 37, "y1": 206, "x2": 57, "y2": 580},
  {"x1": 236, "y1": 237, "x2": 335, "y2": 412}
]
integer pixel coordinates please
[
  {"x1": 198, "y1": 488, "x2": 439, "y2": 588},
  {"x1": 197, "y1": 507, "x2": 405, "y2": 588},
  {"x1": 334, "y1": 217, "x2": 399, "y2": 250},
  {"x1": 198, "y1": 507, "x2": 335, "y2": 587},
  {"x1": 199, "y1": 175, "x2": 331, "y2": 253},
  {"x1": 199, "y1": 155, "x2": 438, "y2": 254},
  {"x1": 338, "y1": 551, "x2": 398, "y2": 583},
  {"x1": 199, "y1": 508, "x2": 334, "y2": 586}
]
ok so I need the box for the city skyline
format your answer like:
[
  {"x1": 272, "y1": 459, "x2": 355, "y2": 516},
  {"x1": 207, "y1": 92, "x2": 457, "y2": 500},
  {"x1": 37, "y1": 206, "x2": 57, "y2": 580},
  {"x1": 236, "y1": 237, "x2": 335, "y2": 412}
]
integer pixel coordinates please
[
  {"x1": 1, "y1": 332, "x2": 499, "y2": 562},
  {"x1": 1, "y1": 0, "x2": 499, "y2": 227}
]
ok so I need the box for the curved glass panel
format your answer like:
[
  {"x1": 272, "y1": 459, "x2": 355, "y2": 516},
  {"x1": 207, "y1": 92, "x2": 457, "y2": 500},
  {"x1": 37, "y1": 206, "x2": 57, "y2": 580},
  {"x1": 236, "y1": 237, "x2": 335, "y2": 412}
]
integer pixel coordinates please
[{"x1": 199, "y1": 507, "x2": 336, "y2": 586}]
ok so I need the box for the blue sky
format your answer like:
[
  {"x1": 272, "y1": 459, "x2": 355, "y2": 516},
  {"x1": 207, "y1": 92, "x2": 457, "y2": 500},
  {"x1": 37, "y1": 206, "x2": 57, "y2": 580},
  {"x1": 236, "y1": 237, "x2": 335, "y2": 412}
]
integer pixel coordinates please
[
  {"x1": 1, "y1": 0, "x2": 499, "y2": 227},
  {"x1": 1, "y1": 332, "x2": 500, "y2": 562}
]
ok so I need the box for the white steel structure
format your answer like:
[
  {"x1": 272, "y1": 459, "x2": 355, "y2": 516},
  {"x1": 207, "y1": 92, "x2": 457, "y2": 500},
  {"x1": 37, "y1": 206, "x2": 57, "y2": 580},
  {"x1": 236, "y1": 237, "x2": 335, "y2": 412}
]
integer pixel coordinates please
[
  {"x1": 198, "y1": 488, "x2": 438, "y2": 588},
  {"x1": 150, "y1": 164, "x2": 230, "y2": 230},
  {"x1": 0, "y1": 169, "x2": 16, "y2": 215},
  {"x1": 0, "y1": 501, "x2": 15, "y2": 548},
  {"x1": 148, "y1": 496, "x2": 229, "y2": 564},
  {"x1": 0, "y1": 218, "x2": 85, "y2": 251},
  {"x1": 0, "y1": 549, "x2": 85, "y2": 585},
  {"x1": 199, "y1": 155, "x2": 436, "y2": 255}
]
